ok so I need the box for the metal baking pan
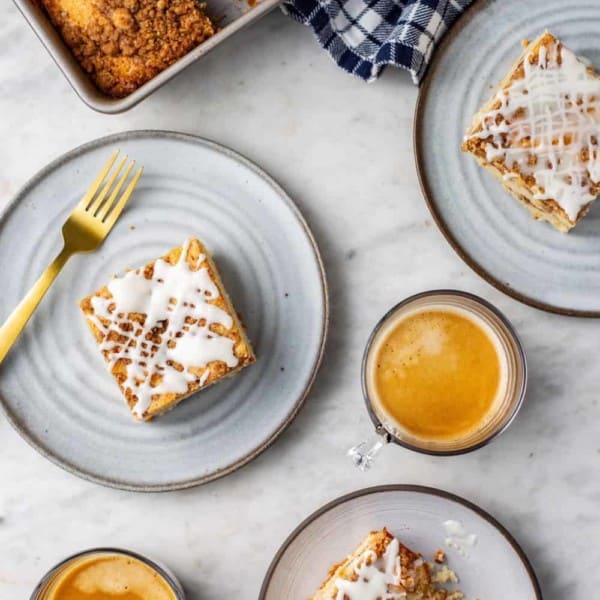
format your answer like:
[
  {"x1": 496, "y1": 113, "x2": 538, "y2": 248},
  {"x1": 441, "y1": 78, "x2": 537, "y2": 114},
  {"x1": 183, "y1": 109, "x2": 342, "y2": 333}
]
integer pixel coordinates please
[{"x1": 14, "y1": 0, "x2": 282, "y2": 113}]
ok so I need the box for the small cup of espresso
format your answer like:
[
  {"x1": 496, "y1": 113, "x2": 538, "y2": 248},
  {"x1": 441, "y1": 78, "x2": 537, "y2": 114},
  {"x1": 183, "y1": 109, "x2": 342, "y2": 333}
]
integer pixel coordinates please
[
  {"x1": 350, "y1": 290, "x2": 527, "y2": 468},
  {"x1": 30, "y1": 548, "x2": 185, "y2": 600}
]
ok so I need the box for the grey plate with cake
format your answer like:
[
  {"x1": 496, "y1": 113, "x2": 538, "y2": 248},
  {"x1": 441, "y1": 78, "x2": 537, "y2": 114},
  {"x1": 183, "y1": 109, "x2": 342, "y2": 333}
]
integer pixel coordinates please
[
  {"x1": 260, "y1": 485, "x2": 541, "y2": 600},
  {"x1": 415, "y1": 0, "x2": 600, "y2": 315},
  {"x1": 0, "y1": 130, "x2": 328, "y2": 491}
]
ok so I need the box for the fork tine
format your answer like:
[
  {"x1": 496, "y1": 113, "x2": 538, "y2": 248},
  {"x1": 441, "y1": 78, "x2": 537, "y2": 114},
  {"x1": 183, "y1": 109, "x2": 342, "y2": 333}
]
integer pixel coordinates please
[
  {"x1": 78, "y1": 150, "x2": 119, "y2": 210},
  {"x1": 96, "y1": 161, "x2": 135, "y2": 222},
  {"x1": 87, "y1": 156, "x2": 127, "y2": 216},
  {"x1": 104, "y1": 167, "x2": 143, "y2": 229}
]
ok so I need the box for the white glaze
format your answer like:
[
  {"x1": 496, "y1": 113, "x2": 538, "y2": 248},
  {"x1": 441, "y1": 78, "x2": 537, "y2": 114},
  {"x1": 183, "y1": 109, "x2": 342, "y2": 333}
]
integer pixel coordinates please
[
  {"x1": 88, "y1": 238, "x2": 239, "y2": 417},
  {"x1": 334, "y1": 537, "x2": 407, "y2": 600},
  {"x1": 471, "y1": 34, "x2": 600, "y2": 220},
  {"x1": 443, "y1": 520, "x2": 478, "y2": 557}
]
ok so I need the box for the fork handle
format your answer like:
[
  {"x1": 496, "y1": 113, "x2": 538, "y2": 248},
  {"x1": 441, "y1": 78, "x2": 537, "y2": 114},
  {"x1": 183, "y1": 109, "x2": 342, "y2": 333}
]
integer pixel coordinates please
[{"x1": 0, "y1": 246, "x2": 73, "y2": 365}]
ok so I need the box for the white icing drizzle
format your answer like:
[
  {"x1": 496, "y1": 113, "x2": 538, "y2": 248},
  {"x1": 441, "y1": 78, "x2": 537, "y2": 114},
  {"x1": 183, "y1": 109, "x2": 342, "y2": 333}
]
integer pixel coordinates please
[
  {"x1": 470, "y1": 35, "x2": 600, "y2": 220},
  {"x1": 89, "y1": 238, "x2": 239, "y2": 417},
  {"x1": 443, "y1": 520, "x2": 477, "y2": 557},
  {"x1": 334, "y1": 538, "x2": 407, "y2": 600}
]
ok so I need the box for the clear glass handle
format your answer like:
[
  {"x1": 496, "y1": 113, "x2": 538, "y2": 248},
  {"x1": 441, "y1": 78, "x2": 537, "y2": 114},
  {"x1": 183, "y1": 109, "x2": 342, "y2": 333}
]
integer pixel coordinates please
[{"x1": 348, "y1": 428, "x2": 391, "y2": 471}]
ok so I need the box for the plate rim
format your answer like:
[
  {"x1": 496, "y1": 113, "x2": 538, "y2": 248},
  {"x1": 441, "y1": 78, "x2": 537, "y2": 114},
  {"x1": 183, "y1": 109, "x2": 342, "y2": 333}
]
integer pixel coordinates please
[
  {"x1": 413, "y1": 0, "x2": 600, "y2": 318},
  {"x1": 0, "y1": 129, "x2": 329, "y2": 492},
  {"x1": 258, "y1": 484, "x2": 542, "y2": 599}
]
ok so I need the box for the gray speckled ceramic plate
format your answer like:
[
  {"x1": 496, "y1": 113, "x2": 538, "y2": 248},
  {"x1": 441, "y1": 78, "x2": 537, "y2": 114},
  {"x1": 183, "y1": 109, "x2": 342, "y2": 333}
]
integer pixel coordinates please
[
  {"x1": 0, "y1": 131, "x2": 328, "y2": 491},
  {"x1": 260, "y1": 486, "x2": 542, "y2": 600},
  {"x1": 415, "y1": 0, "x2": 600, "y2": 316}
]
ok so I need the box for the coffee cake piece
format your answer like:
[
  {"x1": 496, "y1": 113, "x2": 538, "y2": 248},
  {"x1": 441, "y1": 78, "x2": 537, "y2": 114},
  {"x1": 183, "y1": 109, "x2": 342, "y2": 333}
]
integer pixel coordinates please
[
  {"x1": 461, "y1": 32, "x2": 600, "y2": 232},
  {"x1": 310, "y1": 528, "x2": 462, "y2": 600},
  {"x1": 40, "y1": 0, "x2": 216, "y2": 97},
  {"x1": 79, "y1": 237, "x2": 255, "y2": 421}
]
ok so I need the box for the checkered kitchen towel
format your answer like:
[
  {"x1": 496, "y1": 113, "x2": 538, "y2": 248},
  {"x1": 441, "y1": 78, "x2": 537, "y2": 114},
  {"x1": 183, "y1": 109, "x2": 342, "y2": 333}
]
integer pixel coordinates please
[{"x1": 285, "y1": 0, "x2": 474, "y2": 84}]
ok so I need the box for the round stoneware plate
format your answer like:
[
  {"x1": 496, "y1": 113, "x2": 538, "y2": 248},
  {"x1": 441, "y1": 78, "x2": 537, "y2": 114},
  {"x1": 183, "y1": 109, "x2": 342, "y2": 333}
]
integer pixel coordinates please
[
  {"x1": 0, "y1": 131, "x2": 328, "y2": 491},
  {"x1": 415, "y1": 0, "x2": 600, "y2": 315},
  {"x1": 260, "y1": 485, "x2": 541, "y2": 600}
]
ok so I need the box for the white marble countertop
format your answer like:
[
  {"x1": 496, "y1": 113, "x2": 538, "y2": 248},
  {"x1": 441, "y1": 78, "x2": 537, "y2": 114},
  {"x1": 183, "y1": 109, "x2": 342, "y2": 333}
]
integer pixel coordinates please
[{"x1": 1, "y1": 4, "x2": 598, "y2": 599}]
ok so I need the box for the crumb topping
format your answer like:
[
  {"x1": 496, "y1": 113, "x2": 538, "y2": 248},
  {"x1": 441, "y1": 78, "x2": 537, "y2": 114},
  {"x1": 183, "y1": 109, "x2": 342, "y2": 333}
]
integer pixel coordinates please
[{"x1": 41, "y1": 0, "x2": 215, "y2": 96}]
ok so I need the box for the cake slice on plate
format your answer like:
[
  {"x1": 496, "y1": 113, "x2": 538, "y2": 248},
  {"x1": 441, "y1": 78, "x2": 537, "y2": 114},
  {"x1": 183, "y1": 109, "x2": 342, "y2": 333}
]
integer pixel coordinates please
[
  {"x1": 310, "y1": 528, "x2": 462, "y2": 600},
  {"x1": 461, "y1": 31, "x2": 600, "y2": 232},
  {"x1": 79, "y1": 237, "x2": 255, "y2": 421}
]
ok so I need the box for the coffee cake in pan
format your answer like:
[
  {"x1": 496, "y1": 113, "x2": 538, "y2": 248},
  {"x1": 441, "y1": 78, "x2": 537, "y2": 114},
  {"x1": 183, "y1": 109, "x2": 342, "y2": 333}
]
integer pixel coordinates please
[{"x1": 40, "y1": 0, "x2": 216, "y2": 97}]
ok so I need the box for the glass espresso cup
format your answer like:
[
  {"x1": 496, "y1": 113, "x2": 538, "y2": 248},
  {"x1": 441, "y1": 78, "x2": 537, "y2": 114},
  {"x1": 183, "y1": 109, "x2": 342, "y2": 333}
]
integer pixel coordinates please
[
  {"x1": 349, "y1": 290, "x2": 527, "y2": 468},
  {"x1": 30, "y1": 548, "x2": 185, "y2": 600}
]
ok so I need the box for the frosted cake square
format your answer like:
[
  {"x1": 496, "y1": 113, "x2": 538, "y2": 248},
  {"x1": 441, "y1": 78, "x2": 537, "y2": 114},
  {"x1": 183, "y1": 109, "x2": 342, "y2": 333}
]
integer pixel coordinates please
[
  {"x1": 461, "y1": 32, "x2": 600, "y2": 232},
  {"x1": 79, "y1": 237, "x2": 255, "y2": 422},
  {"x1": 310, "y1": 528, "x2": 462, "y2": 600}
]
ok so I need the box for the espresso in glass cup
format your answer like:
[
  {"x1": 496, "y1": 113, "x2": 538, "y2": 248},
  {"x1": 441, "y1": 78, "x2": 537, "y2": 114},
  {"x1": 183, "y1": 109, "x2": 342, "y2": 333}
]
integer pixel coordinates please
[
  {"x1": 349, "y1": 290, "x2": 527, "y2": 467},
  {"x1": 30, "y1": 548, "x2": 185, "y2": 600}
]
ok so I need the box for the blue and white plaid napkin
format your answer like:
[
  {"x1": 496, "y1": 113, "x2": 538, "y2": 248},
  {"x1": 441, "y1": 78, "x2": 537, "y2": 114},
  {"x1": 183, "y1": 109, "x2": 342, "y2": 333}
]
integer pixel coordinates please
[{"x1": 285, "y1": 0, "x2": 474, "y2": 84}]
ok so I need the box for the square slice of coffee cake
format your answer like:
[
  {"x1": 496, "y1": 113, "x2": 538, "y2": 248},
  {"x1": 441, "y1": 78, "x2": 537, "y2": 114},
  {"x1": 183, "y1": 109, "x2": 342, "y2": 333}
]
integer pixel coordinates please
[
  {"x1": 80, "y1": 237, "x2": 255, "y2": 421},
  {"x1": 462, "y1": 32, "x2": 600, "y2": 232}
]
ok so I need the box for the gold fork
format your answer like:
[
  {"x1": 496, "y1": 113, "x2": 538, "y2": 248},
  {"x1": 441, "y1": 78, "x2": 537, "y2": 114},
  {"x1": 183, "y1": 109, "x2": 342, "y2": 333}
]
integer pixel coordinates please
[{"x1": 0, "y1": 151, "x2": 143, "y2": 364}]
